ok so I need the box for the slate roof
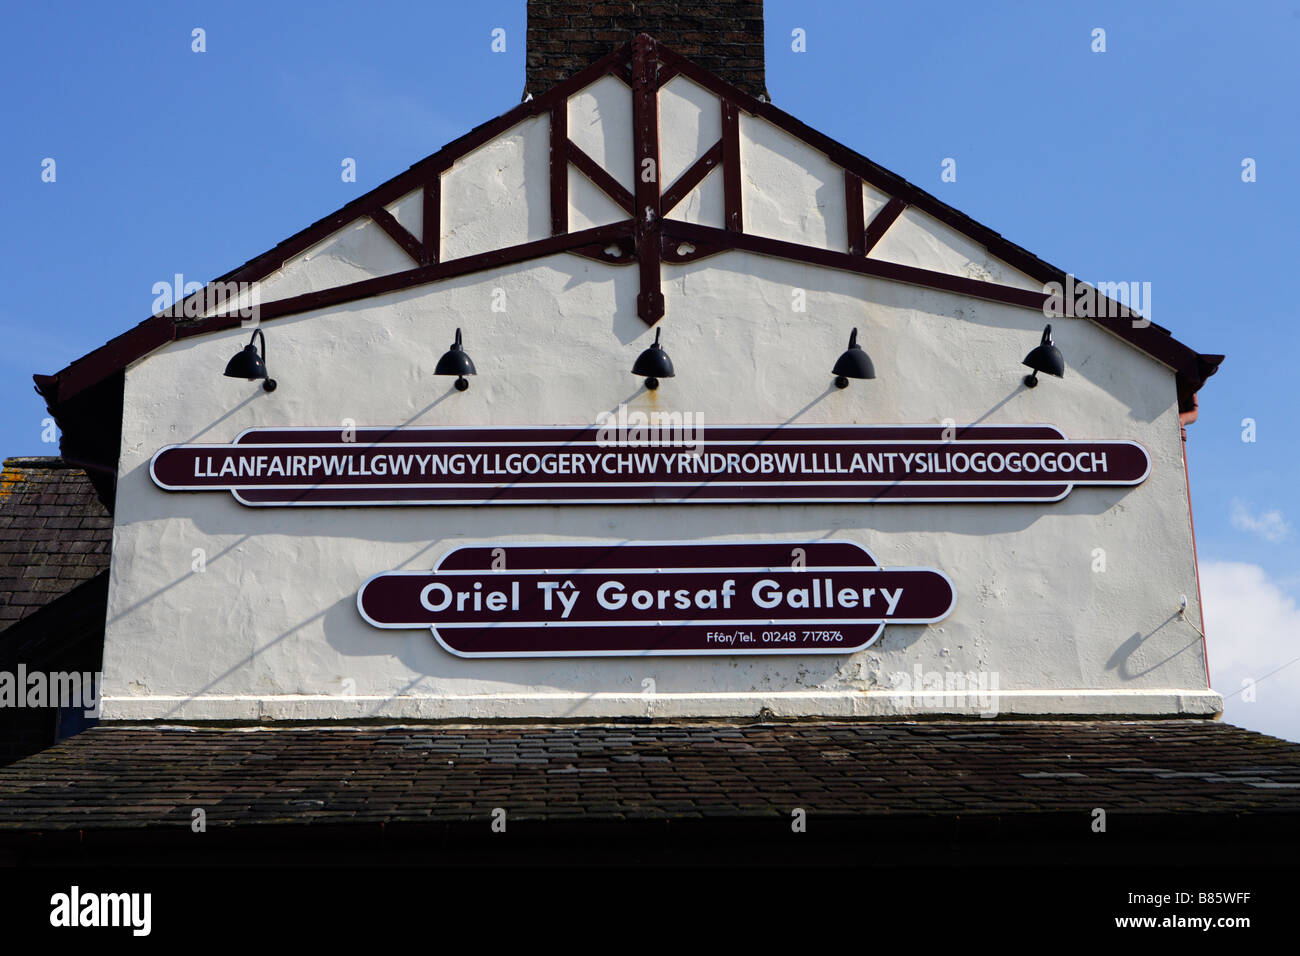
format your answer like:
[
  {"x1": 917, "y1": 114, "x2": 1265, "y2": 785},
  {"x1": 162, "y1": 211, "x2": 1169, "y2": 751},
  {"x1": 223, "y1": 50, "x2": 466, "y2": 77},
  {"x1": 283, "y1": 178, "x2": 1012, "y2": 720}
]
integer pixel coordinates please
[
  {"x1": 0, "y1": 457, "x2": 112, "y2": 633},
  {"x1": 1, "y1": 720, "x2": 1297, "y2": 835}
]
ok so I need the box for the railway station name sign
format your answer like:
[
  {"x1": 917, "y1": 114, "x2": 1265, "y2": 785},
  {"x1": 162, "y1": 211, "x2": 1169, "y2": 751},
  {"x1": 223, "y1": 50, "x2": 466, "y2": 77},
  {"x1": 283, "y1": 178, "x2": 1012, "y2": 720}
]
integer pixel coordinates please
[
  {"x1": 356, "y1": 540, "x2": 956, "y2": 657},
  {"x1": 150, "y1": 423, "x2": 1150, "y2": 506}
]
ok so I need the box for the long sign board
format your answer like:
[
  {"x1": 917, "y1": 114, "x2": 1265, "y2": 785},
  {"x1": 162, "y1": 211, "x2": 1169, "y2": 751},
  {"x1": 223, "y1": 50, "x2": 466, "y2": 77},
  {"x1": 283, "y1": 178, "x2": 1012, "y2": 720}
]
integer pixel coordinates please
[
  {"x1": 151, "y1": 424, "x2": 1150, "y2": 506},
  {"x1": 357, "y1": 541, "x2": 955, "y2": 656}
]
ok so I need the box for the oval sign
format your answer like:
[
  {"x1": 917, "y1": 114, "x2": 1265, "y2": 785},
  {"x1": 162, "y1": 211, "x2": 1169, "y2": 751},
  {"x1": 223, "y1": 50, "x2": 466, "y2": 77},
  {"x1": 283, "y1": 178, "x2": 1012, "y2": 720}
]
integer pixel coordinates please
[{"x1": 357, "y1": 540, "x2": 955, "y2": 657}]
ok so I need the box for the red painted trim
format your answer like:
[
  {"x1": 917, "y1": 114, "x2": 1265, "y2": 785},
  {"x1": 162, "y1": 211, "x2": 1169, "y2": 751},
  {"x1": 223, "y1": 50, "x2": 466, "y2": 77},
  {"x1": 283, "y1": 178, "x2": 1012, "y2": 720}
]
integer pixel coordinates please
[
  {"x1": 567, "y1": 140, "x2": 635, "y2": 214},
  {"x1": 662, "y1": 220, "x2": 1047, "y2": 310},
  {"x1": 721, "y1": 99, "x2": 743, "y2": 233},
  {"x1": 40, "y1": 316, "x2": 175, "y2": 400},
  {"x1": 171, "y1": 222, "x2": 635, "y2": 338},
  {"x1": 549, "y1": 104, "x2": 568, "y2": 236},
  {"x1": 632, "y1": 35, "x2": 664, "y2": 324},
  {"x1": 368, "y1": 207, "x2": 425, "y2": 266},
  {"x1": 36, "y1": 38, "x2": 1222, "y2": 409},
  {"x1": 655, "y1": 63, "x2": 681, "y2": 88},
  {"x1": 662, "y1": 232, "x2": 729, "y2": 264},
  {"x1": 661, "y1": 140, "x2": 722, "y2": 214},
  {"x1": 1183, "y1": 426, "x2": 1212, "y2": 686},
  {"x1": 653, "y1": 44, "x2": 1222, "y2": 403},
  {"x1": 37, "y1": 41, "x2": 636, "y2": 404},
  {"x1": 570, "y1": 235, "x2": 637, "y2": 265},
  {"x1": 1179, "y1": 396, "x2": 1212, "y2": 689},
  {"x1": 422, "y1": 179, "x2": 440, "y2": 264},
  {"x1": 610, "y1": 61, "x2": 633, "y2": 86},
  {"x1": 844, "y1": 171, "x2": 865, "y2": 256},
  {"x1": 863, "y1": 196, "x2": 908, "y2": 254}
]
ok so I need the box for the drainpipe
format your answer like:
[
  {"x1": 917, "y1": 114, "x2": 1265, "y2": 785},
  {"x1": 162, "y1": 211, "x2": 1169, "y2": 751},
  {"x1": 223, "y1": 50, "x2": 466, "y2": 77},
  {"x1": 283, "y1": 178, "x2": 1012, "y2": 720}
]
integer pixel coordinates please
[{"x1": 1178, "y1": 393, "x2": 1211, "y2": 688}]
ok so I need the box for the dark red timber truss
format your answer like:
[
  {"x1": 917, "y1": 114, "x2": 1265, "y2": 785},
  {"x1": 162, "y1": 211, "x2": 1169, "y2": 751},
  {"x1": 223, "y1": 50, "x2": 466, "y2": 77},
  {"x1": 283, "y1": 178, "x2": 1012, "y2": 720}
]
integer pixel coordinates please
[
  {"x1": 36, "y1": 36, "x2": 1221, "y2": 429},
  {"x1": 632, "y1": 36, "x2": 664, "y2": 322}
]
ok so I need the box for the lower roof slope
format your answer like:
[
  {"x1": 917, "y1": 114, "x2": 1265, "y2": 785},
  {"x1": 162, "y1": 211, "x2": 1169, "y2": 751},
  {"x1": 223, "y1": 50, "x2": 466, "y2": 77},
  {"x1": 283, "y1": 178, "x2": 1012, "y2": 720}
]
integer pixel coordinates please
[
  {"x1": 2, "y1": 720, "x2": 1297, "y2": 833},
  {"x1": 0, "y1": 458, "x2": 112, "y2": 633}
]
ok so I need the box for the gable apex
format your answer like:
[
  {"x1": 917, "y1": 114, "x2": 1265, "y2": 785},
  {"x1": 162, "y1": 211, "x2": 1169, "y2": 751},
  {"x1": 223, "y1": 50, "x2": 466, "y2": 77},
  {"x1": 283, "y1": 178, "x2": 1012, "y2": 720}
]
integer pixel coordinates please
[{"x1": 35, "y1": 36, "x2": 1221, "y2": 429}]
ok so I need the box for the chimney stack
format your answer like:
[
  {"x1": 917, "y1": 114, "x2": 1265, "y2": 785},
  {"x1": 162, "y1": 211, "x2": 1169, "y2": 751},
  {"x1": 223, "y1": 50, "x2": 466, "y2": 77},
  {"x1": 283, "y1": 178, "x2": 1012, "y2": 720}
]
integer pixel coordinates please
[{"x1": 526, "y1": 0, "x2": 767, "y2": 99}]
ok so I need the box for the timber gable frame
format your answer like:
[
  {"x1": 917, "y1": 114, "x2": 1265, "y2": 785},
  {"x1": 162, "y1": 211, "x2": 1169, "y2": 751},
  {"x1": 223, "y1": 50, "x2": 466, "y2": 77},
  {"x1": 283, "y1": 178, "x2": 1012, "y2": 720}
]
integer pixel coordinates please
[{"x1": 34, "y1": 34, "x2": 1222, "y2": 483}]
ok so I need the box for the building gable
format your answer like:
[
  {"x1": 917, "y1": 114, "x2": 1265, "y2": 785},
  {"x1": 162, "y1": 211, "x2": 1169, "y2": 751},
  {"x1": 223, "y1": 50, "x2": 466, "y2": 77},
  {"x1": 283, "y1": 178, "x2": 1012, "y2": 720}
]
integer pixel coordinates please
[{"x1": 35, "y1": 37, "x2": 1220, "y2": 428}]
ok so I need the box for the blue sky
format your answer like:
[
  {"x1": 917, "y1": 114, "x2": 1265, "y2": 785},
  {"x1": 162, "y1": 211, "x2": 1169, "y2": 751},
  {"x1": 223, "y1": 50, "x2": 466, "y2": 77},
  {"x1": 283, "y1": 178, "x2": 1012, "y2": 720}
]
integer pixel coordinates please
[{"x1": 3, "y1": 2, "x2": 1297, "y2": 735}]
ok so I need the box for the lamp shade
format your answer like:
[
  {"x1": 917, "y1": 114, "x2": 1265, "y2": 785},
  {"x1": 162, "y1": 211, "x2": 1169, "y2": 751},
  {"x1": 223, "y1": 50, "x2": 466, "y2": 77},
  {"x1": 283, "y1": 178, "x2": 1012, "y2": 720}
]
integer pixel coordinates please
[
  {"x1": 631, "y1": 328, "x2": 674, "y2": 389},
  {"x1": 223, "y1": 328, "x2": 276, "y2": 391},
  {"x1": 435, "y1": 328, "x2": 476, "y2": 390},
  {"x1": 224, "y1": 344, "x2": 267, "y2": 381},
  {"x1": 1022, "y1": 324, "x2": 1065, "y2": 386},
  {"x1": 832, "y1": 328, "x2": 875, "y2": 388}
]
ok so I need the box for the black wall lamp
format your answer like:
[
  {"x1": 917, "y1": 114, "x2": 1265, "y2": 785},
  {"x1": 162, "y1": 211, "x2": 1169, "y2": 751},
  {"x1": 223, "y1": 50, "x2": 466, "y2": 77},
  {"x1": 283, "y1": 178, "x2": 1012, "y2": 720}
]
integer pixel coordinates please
[
  {"x1": 223, "y1": 328, "x2": 276, "y2": 392},
  {"x1": 1022, "y1": 324, "x2": 1065, "y2": 388},
  {"x1": 832, "y1": 328, "x2": 875, "y2": 389},
  {"x1": 632, "y1": 327, "x2": 674, "y2": 390},
  {"x1": 435, "y1": 328, "x2": 476, "y2": 391}
]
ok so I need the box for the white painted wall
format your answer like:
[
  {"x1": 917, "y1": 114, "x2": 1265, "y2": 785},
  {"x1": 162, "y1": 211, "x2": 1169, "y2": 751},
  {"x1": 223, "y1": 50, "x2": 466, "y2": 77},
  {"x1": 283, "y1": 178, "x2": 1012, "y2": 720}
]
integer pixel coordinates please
[
  {"x1": 440, "y1": 114, "x2": 551, "y2": 261},
  {"x1": 659, "y1": 76, "x2": 726, "y2": 228},
  {"x1": 384, "y1": 188, "x2": 424, "y2": 242},
  {"x1": 659, "y1": 76, "x2": 720, "y2": 184},
  {"x1": 872, "y1": 207, "x2": 1043, "y2": 291},
  {"x1": 102, "y1": 84, "x2": 1219, "y2": 722},
  {"x1": 250, "y1": 219, "x2": 413, "y2": 305},
  {"x1": 739, "y1": 113, "x2": 846, "y2": 251},
  {"x1": 569, "y1": 75, "x2": 634, "y2": 190}
]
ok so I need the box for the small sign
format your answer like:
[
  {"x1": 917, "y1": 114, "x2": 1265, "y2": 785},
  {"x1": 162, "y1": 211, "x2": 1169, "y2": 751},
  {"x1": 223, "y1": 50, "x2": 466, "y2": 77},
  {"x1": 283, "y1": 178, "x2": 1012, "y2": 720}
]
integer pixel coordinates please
[
  {"x1": 150, "y1": 423, "x2": 1150, "y2": 506},
  {"x1": 357, "y1": 541, "x2": 955, "y2": 657}
]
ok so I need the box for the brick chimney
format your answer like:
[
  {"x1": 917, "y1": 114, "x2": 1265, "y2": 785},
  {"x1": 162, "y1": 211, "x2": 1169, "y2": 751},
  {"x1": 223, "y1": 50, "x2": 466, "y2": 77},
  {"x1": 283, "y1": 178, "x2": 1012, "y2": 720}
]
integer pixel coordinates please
[{"x1": 526, "y1": 0, "x2": 767, "y2": 99}]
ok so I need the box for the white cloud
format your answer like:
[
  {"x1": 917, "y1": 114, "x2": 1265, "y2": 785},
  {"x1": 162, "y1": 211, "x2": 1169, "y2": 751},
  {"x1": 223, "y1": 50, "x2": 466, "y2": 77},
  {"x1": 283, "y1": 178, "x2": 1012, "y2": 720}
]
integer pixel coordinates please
[
  {"x1": 1230, "y1": 499, "x2": 1292, "y2": 543},
  {"x1": 1201, "y1": 560, "x2": 1300, "y2": 742}
]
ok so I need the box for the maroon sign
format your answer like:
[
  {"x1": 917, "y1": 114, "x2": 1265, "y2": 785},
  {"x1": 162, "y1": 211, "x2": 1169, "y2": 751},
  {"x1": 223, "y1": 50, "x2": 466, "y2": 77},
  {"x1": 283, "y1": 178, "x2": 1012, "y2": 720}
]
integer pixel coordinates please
[
  {"x1": 357, "y1": 540, "x2": 955, "y2": 656},
  {"x1": 150, "y1": 424, "x2": 1150, "y2": 506}
]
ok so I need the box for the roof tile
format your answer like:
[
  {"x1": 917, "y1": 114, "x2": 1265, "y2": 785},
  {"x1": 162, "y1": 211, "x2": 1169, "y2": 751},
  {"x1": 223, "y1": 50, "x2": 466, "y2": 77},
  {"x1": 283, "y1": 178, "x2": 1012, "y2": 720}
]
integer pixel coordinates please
[
  {"x1": 1, "y1": 720, "x2": 1298, "y2": 832},
  {"x1": 0, "y1": 458, "x2": 111, "y2": 634}
]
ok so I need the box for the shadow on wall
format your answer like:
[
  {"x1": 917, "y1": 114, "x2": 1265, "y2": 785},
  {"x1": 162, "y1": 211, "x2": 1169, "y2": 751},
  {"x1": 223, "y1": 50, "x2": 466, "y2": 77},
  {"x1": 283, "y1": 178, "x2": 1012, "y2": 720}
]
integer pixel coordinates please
[
  {"x1": 147, "y1": 582, "x2": 1196, "y2": 716},
  {"x1": 145, "y1": 584, "x2": 884, "y2": 714},
  {"x1": 156, "y1": 592, "x2": 347, "y2": 719},
  {"x1": 116, "y1": 363, "x2": 1161, "y2": 706},
  {"x1": 123, "y1": 380, "x2": 1137, "y2": 541},
  {"x1": 560, "y1": 265, "x2": 642, "y2": 345},
  {"x1": 661, "y1": 253, "x2": 1177, "y2": 426},
  {"x1": 1106, "y1": 612, "x2": 1204, "y2": 680},
  {"x1": 315, "y1": 587, "x2": 874, "y2": 703},
  {"x1": 106, "y1": 534, "x2": 252, "y2": 628}
]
